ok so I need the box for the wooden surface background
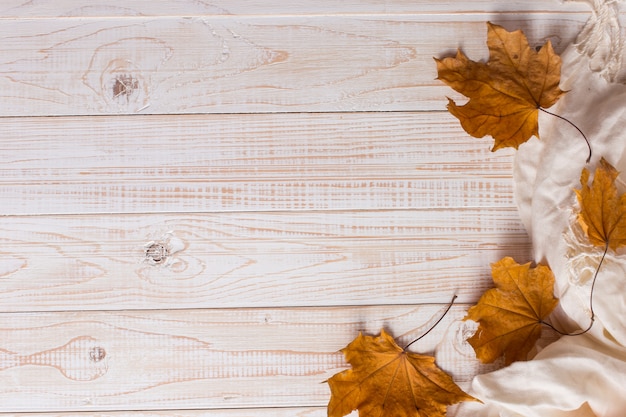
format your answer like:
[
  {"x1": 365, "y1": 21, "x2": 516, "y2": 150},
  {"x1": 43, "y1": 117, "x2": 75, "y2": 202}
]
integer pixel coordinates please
[{"x1": 0, "y1": 1, "x2": 598, "y2": 415}]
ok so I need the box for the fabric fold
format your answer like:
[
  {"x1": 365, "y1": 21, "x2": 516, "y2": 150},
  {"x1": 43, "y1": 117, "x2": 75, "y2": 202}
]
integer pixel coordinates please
[{"x1": 467, "y1": 0, "x2": 626, "y2": 415}]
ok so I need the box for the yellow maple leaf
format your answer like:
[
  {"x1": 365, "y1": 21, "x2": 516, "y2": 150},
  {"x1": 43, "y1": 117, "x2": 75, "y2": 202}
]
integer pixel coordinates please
[
  {"x1": 327, "y1": 329, "x2": 477, "y2": 417},
  {"x1": 435, "y1": 22, "x2": 565, "y2": 151},
  {"x1": 576, "y1": 157, "x2": 626, "y2": 251},
  {"x1": 465, "y1": 257, "x2": 558, "y2": 365}
]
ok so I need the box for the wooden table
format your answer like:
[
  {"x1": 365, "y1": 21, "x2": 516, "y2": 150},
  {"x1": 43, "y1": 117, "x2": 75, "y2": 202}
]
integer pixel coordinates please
[{"x1": 0, "y1": 1, "x2": 591, "y2": 415}]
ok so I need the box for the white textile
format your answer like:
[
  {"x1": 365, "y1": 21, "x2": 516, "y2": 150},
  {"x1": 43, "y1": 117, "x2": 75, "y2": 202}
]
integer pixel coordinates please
[{"x1": 467, "y1": 0, "x2": 626, "y2": 416}]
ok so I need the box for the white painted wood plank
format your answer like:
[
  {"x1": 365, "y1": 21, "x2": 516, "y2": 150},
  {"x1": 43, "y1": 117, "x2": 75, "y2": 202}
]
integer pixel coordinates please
[
  {"x1": 0, "y1": 0, "x2": 589, "y2": 17},
  {"x1": 0, "y1": 16, "x2": 586, "y2": 116},
  {"x1": 0, "y1": 407, "x2": 479, "y2": 417},
  {"x1": 0, "y1": 305, "x2": 508, "y2": 412},
  {"x1": 0, "y1": 112, "x2": 521, "y2": 215},
  {"x1": 0, "y1": 208, "x2": 530, "y2": 311},
  {"x1": 0, "y1": 410, "x2": 328, "y2": 417},
  {"x1": 0, "y1": 407, "x2": 482, "y2": 417},
  {"x1": 0, "y1": 410, "x2": 329, "y2": 417},
  {"x1": 0, "y1": 405, "x2": 484, "y2": 417}
]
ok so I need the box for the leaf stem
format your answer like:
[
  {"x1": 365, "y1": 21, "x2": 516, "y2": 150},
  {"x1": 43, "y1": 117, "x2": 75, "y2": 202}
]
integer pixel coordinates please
[
  {"x1": 541, "y1": 242, "x2": 608, "y2": 336},
  {"x1": 539, "y1": 107, "x2": 591, "y2": 163},
  {"x1": 403, "y1": 294, "x2": 457, "y2": 350}
]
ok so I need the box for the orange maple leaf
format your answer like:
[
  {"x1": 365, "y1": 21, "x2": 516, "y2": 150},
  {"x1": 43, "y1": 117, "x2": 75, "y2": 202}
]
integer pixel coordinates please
[
  {"x1": 327, "y1": 329, "x2": 477, "y2": 417},
  {"x1": 576, "y1": 158, "x2": 626, "y2": 251},
  {"x1": 435, "y1": 22, "x2": 565, "y2": 151},
  {"x1": 465, "y1": 257, "x2": 558, "y2": 365}
]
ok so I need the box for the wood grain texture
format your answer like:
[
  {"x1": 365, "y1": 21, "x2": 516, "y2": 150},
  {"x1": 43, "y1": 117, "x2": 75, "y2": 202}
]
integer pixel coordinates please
[
  {"x1": 0, "y1": 1, "x2": 585, "y2": 415},
  {"x1": 0, "y1": 0, "x2": 590, "y2": 17},
  {"x1": 0, "y1": 208, "x2": 530, "y2": 311},
  {"x1": 0, "y1": 410, "x2": 331, "y2": 417},
  {"x1": 0, "y1": 112, "x2": 519, "y2": 215},
  {"x1": 0, "y1": 15, "x2": 585, "y2": 116},
  {"x1": 0, "y1": 410, "x2": 329, "y2": 417},
  {"x1": 0, "y1": 305, "x2": 506, "y2": 412}
]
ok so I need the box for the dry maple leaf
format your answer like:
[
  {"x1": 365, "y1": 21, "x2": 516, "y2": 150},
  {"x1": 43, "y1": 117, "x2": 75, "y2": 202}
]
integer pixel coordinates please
[
  {"x1": 327, "y1": 329, "x2": 477, "y2": 417},
  {"x1": 465, "y1": 257, "x2": 558, "y2": 365},
  {"x1": 576, "y1": 157, "x2": 626, "y2": 251},
  {"x1": 435, "y1": 22, "x2": 565, "y2": 151}
]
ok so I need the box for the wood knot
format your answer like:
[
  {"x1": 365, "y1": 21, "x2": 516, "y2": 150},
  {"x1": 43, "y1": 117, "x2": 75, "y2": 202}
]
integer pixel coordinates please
[
  {"x1": 145, "y1": 243, "x2": 169, "y2": 264},
  {"x1": 89, "y1": 346, "x2": 106, "y2": 362},
  {"x1": 112, "y1": 74, "x2": 139, "y2": 101}
]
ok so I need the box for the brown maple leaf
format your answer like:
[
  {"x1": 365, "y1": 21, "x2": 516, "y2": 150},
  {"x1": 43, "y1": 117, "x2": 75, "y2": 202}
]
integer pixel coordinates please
[
  {"x1": 576, "y1": 158, "x2": 626, "y2": 251},
  {"x1": 464, "y1": 257, "x2": 558, "y2": 365},
  {"x1": 435, "y1": 22, "x2": 565, "y2": 151},
  {"x1": 327, "y1": 329, "x2": 477, "y2": 417}
]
